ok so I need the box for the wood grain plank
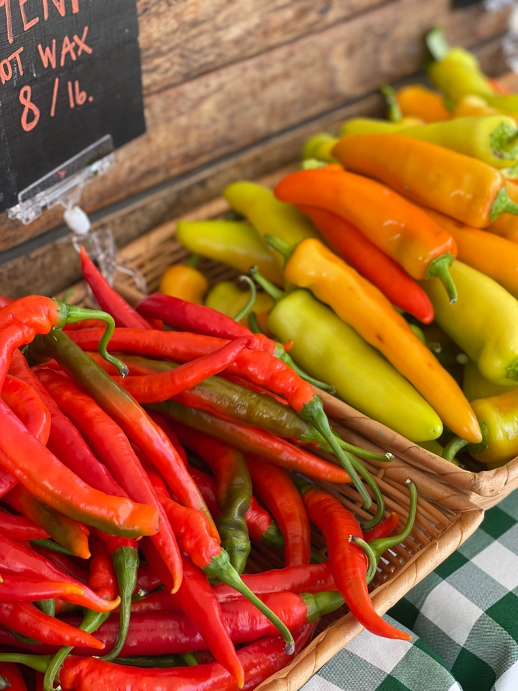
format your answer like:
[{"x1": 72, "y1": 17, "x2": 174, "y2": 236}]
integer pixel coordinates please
[{"x1": 0, "y1": 0, "x2": 510, "y2": 253}]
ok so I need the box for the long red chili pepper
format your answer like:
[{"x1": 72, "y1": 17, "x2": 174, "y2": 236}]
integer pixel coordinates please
[
  {"x1": 298, "y1": 204, "x2": 434, "y2": 323},
  {"x1": 0, "y1": 663, "x2": 26, "y2": 691},
  {"x1": 0, "y1": 509, "x2": 49, "y2": 541},
  {"x1": 54, "y1": 625, "x2": 316, "y2": 691},
  {"x1": 79, "y1": 247, "x2": 153, "y2": 330},
  {"x1": 244, "y1": 453, "x2": 311, "y2": 566},
  {"x1": 27, "y1": 330, "x2": 218, "y2": 540},
  {"x1": 0, "y1": 574, "x2": 84, "y2": 602},
  {"x1": 296, "y1": 478, "x2": 410, "y2": 640},
  {"x1": 363, "y1": 512, "x2": 400, "y2": 542},
  {"x1": 31, "y1": 545, "x2": 89, "y2": 584},
  {"x1": 36, "y1": 368, "x2": 183, "y2": 592},
  {"x1": 142, "y1": 544, "x2": 245, "y2": 688},
  {"x1": 4, "y1": 484, "x2": 91, "y2": 559},
  {"x1": 153, "y1": 405, "x2": 351, "y2": 484},
  {"x1": 1, "y1": 375, "x2": 51, "y2": 445},
  {"x1": 8, "y1": 350, "x2": 126, "y2": 499},
  {"x1": 0, "y1": 468, "x2": 17, "y2": 499}
]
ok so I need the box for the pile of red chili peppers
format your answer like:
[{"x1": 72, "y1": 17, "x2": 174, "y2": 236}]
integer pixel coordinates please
[{"x1": 0, "y1": 249, "x2": 417, "y2": 691}]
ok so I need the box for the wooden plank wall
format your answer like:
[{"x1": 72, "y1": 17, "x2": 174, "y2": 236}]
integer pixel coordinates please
[{"x1": 0, "y1": 0, "x2": 512, "y2": 297}]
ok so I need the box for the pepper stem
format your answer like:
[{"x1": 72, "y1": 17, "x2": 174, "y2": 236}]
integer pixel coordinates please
[
  {"x1": 247, "y1": 312, "x2": 263, "y2": 334},
  {"x1": 264, "y1": 234, "x2": 296, "y2": 266},
  {"x1": 101, "y1": 546, "x2": 139, "y2": 662},
  {"x1": 302, "y1": 133, "x2": 338, "y2": 163},
  {"x1": 490, "y1": 185, "x2": 518, "y2": 222},
  {"x1": 490, "y1": 122, "x2": 518, "y2": 160},
  {"x1": 379, "y1": 85, "x2": 402, "y2": 122},
  {"x1": 426, "y1": 27, "x2": 450, "y2": 61},
  {"x1": 301, "y1": 158, "x2": 328, "y2": 170},
  {"x1": 186, "y1": 254, "x2": 201, "y2": 269},
  {"x1": 300, "y1": 396, "x2": 372, "y2": 509},
  {"x1": 501, "y1": 162, "x2": 518, "y2": 179},
  {"x1": 250, "y1": 267, "x2": 285, "y2": 302},
  {"x1": 351, "y1": 456, "x2": 385, "y2": 530},
  {"x1": 365, "y1": 480, "x2": 417, "y2": 584},
  {"x1": 301, "y1": 591, "x2": 345, "y2": 622},
  {"x1": 35, "y1": 599, "x2": 55, "y2": 618},
  {"x1": 276, "y1": 346, "x2": 336, "y2": 394},
  {"x1": 442, "y1": 436, "x2": 469, "y2": 463},
  {"x1": 425, "y1": 253, "x2": 457, "y2": 304},
  {"x1": 350, "y1": 536, "x2": 378, "y2": 584},
  {"x1": 234, "y1": 276, "x2": 257, "y2": 323},
  {"x1": 0, "y1": 654, "x2": 53, "y2": 674},
  {"x1": 261, "y1": 521, "x2": 285, "y2": 550},
  {"x1": 181, "y1": 653, "x2": 198, "y2": 666},
  {"x1": 53, "y1": 301, "x2": 129, "y2": 377},
  {"x1": 30, "y1": 539, "x2": 75, "y2": 557},
  {"x1": 205, "y1": 550, "x2": 295, "y2": 654}
]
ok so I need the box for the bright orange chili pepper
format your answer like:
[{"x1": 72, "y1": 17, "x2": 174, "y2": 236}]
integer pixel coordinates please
[
  {"x1": 395, "y1": 85, "x2": 451, "y2": 123},
  {"x1": 485, "y1": 182, "x2": 518, "y2": 243},
  {"x1": 274, "y1": 166, "x2": 459, "y2": 302},
  {"x1": 333, "y1": 133, "x2": 518, "y2": 229}
]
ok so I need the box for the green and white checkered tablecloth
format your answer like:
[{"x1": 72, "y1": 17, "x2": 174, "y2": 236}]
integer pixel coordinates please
[{"x1": 301, "y1": 490, "x2": 518, "y2": 691}]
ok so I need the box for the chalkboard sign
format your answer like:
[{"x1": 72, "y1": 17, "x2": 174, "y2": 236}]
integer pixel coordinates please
[{"x1": 0, "y1": 0, "x2": 146, "y2": 214}]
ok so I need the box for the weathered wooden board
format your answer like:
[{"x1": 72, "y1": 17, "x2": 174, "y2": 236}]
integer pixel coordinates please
[
  {"x1": 0, "y1": 40, "x2": 510, "y2": 300},
  {"x1": 0, "y1": 0, "x2": 510, "y2": 254}
]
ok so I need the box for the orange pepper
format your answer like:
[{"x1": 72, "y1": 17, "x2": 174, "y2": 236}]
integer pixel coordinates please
[
  {"x1": 485, "y1": 182, "x2": 518, "y2": 243},
  {"x1": 159, "y1": 259, "x2": 208, "y2": 304},
  {"x1": 274, "y1": 166, "x2": 458, "y2": 302},
  {"x1": 333, "y1": 133, "x2": 518, "y2": 229},
  {"x1": 396, "y1": 85, "x2": 451, "y2": 123}
]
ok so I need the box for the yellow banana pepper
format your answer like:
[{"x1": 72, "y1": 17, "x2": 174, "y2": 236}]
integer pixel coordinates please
[
  {"x1": 205, "y1": 281, "x2": 273, "y2": 322},
  {"x1": 463, "y1": 359, "x2": 516, "y2": 402}
]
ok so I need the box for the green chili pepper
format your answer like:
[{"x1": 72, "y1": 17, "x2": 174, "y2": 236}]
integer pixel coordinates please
[{"x1": 115, "y1": 655, "x2": 186, "y2": 668}]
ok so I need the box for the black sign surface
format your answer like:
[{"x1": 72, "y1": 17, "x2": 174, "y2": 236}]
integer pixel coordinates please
[{"x1": 0, "y1": 0, "x2": 146, "y2": 213}]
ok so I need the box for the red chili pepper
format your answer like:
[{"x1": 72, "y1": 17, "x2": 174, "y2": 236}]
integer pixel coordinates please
[
  {"x1": 0, "y1": 663, "x2": 26, "y2": 691},
  {"x1": 31, "y1": 545, "x2": 89, "y2": 584},
  {"x1": 155, "y1": 408, "x2": 351, "y2": 484},
  {"x1": 36, "y1": 368, "x2": 183, "y2": 592},
  {"x1": 27, "y1": 330, "x2": 218, "y2": 542},
  {"x1": 0, "y1": 602, "x2": 105, "y2": 649},
  {"x1": 0, "y1": 574, "x2": 84, "y2": 602},
  {"x1": 244, "y1": 453, "x2": 311, "y2": 566},
  {"x1": 3, "y1": 484, "x2": 91, "y2": 559},
  {"x1": 298, "y1": 205, "x2": 434, "y2": 324},
  {"x1": 8, "y1": 350, "x2": 126, "y2": 500},
  {"x1": 79, "y1": 247, "x2": 153, "y2": 330},
  {"x1": 297, "y1": 479, "x2": 410, "y2": 640},
  {"x1": 0, "y1": 509, "x2": 48, "y2": 541},
  {"x1": 0, "y1": 536, "x2": 118, "y2": 613},
  {"x1": 363, "y1": 512, "x2": 400, "y2": 542},
  {"x1": 112, "y1": 335, "x2": 261, "y2": 403},
  {"x1": 57, "y1": 624, "x2": 316, "y2": 691},
  {"x1": 1, "y1": 375, "x2": 51, "y2": 445},
  {"x1": 0, "y1": 468, "x2": 17, "y2": 499},
  {"x1": 142, "y1": 544, "x2": 245, "y2": 687}
]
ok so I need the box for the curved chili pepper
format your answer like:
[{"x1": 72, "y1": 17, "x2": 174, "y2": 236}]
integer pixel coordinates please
[
  {"x1": 297, "y1": 205, "x2": 434, "y2": 323},
  {"x1": 4, "y1": 485, "x2": 90, "y2": 559},
  {"x1": 26, "y1": 330, "x2": 217, "y2": 541},
  {"x1": 31, "y1": 545, "x2": 89, "y2": 584},
  {"x1": 363, "y1": 512, "x2": 400, "y2": 542},
  {"x1": 52, "y1": 624, "x2": 316, "y2": 691},
  {"x1": 0, "y1": 468, "x2": 17, "y2": 499},
  {"x1": 0, "y1": 575, "x2": 84, "y2": 603},
  {"x1": 111, "y1": 335, "x2": 261, "y2": 403},
  {"x1": 0, "y1": 509, "x2": 49, "y2": 541},
  {"x1": 244, "y1": 453, "x2": 310, "y2": 566},
  {"x1": 296, "y1": 478, "x2": 410, "y2": 640},
  {"x1": 0, "y1": 663, "x2": 26, "y2": 691},
  {"x1": 275, "y1": 166, "x2": 458, "y2": 302},
  {"x1": 152, "y1": 402, "x2": 350, "y2": 483},
  {"x1": 36, "y1": 368, "x2": 183, "y2": 592},
  {"x1": 168, "y1": 427, "x2": 252, "y2": 574},
  {"x1": 2, "y1": 375, "x2": 51, "y2": 445},
  {"x1": 79, "y1": 247, "x2": 152, "y2": 330}
]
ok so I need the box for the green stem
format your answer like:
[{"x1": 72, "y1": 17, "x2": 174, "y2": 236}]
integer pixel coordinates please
[
  {"x1": 301, "y1": 158, "x2": 328, "y2": 170},
  {"x1": 301, "y1": 591, "x2": 345, "y2": 622},
  {"x1": 350, "y1": 456, "x2": 385, "y2": 530},
  {"x1": 501, "y1": 162, "x2": 518, "y2": 179},
  {"x1": 261, "y1": 522, "x2": 285, "y2": 550},
  {"x1": 379, "y1": 85, "x2": 402, "y2": 122},
  {"x1": 116, "y1": 655, "x2": 185, "y2": 668},
  {"x1": 426, "y1": 26, "x2": 450, "y2": 61},
  {"x1": 250, "y1": 267, "x2": 285, "y2": 302},
  {"x1": 426, "y1": 253, "x2": 457, "y2": 304},
  {"x1": 101, "y1": 546, "x2": 139, "y2": 662},
  {"x1": 490, "y1": 186, "x2": 518, "y2": 223},
  {"x1": 204, "y1": 550, "x2": 295, "y2": 654},
  {"x1": 180, "y1": 653, "x2": 198, "y2": 666},
  {"x1": 35, "y1": 599, "x2": 55, "y2": 618},
  {"x1": 490, "y1": 122, "x2": 518, "y2": 161},
  {"x1": 264, "y1": 234, "x2": 296, "y2": 266},
  {"x1": 300, "y1": 397, "x2": 372, "y2": 509},
  {"x1": 350, "y1": 536, "x2": 378, "y2": 584},
  {"x1": 409, "y1": 324, "x2": 426, "y2": 343},
  {"x1": 186, "y1": 254, "x2": 201, "y2": 269},
  {"x1": 234, "y1": 276, "x2": 257, "y2": 323},
  {"x1": 43, "y1": 609, "x2": 111, "y2": 691},
  {"x1": 442, "y1": 436, "x2": 469, "y2": 463},
  {"x1": 30, "y1": 539, "x2": 75, "y2": 557},
  {"x1": 53, "y1": 301, "x2": 129, "y2": 377},
  {"x1": 0, "y1": 654, "x2": 53, "y2": 674},
  {"x1": 247, "y1": 312, "x2": 263, "y2": 334},
  {"x1": 508, "y1": 359, "x2": 518, "y2": 381},
  {"x1": 277, "y1": 347, "x2": 336, "y2": 394}
]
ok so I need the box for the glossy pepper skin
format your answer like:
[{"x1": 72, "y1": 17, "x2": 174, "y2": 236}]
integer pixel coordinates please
[
  {"x1": 298, "y1": 205, "x2": 434, "y2": 323},
  {"x1": 486, "y1": 182, "x2": 518, "y2": 243},
  {"x1": 333, "y1": 134, "x2": 516, "y2": 229},
  {"x1": 423, "y1": 261, "x2": 518, "y2": 386},
  {"x1": 159, "y1": 259, "x2": 209, "y2": 304},
  {"x1": 463, "y1": 360, "x2": 514, "y2": 402},
  {"x1": 275, "y1": 166, "x2": 458, "y2": 301},
  {"x1": 1, "y1": 374, "x2": 51, "y2": 445},
  {"x1": 176, "y1": 219, "x2": 284, "y2": 286},
  {"x1": 272, "y1": 236, "x2": 480, "y2": 443},
  {"x1": 465, "y1": 388, "x2": 518, "y2": 463},
  {"x1": 0, "y1": 663, "x2": 26, "y2": 691},
  {"x1": 0, "y1": 510, "x2": 48, "y2": 541},
  {"x1": 264, "y1": 288, "x2": 442, "y2": 441},
  {"x1": 222, "y1": 181, "x2": 319, "y2": 271}
]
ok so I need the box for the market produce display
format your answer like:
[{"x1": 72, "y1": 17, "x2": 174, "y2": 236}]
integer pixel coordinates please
[{"x1": 0, "y1": 28, "x2": 516, "y2": 691}]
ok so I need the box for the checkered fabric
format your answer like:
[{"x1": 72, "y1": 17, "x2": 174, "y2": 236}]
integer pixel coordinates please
[{"x1": 301, "y1": 490, "x2": 518, "y2": 690}]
